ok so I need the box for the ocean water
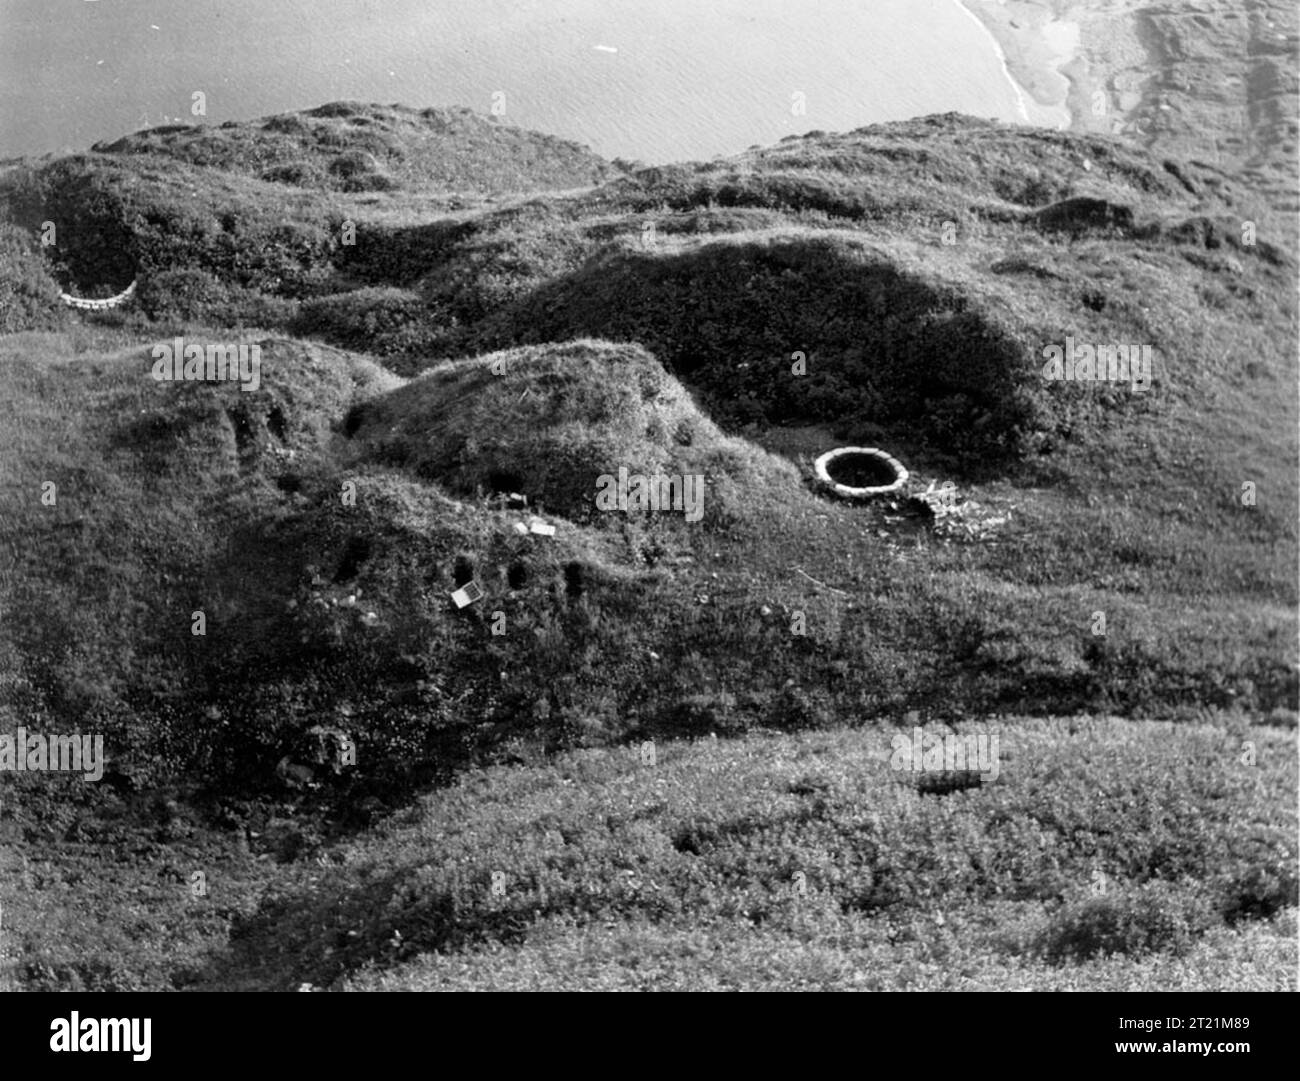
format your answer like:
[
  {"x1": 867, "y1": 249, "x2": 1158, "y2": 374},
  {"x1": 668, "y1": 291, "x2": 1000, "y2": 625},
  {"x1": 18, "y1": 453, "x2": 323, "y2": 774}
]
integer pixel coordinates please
[{"x1": 1, "y1": 0, "x2": 1035, "y2": 163}]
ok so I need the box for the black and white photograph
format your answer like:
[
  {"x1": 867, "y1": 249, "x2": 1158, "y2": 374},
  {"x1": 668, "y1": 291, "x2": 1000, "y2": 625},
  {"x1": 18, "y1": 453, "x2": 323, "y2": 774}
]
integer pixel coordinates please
[{"x1": 0, "y1": 0, "x2": 1296, "y2": 1044}]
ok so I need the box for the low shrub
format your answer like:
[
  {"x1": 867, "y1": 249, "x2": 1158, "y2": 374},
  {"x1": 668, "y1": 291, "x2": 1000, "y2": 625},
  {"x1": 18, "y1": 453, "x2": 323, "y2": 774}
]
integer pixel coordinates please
[
  {"x1": 291, "y1": 287, "x2": 427, "y2": 353},
  {"x1": 1035, "y1": 881, "x2": 1218, "y2": 963},
  {"x1": 0, "y1": 222, "x2": 67, "y2": 332}
]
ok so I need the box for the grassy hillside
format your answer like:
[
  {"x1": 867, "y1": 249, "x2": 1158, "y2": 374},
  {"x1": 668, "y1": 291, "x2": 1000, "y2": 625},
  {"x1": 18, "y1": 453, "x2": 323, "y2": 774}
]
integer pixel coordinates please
[
  {"x1": 90, "y1": 101, "x2": 617, "y2": 197},
  {"x1": 5, "y1": 717, "x2": 1293, "y2": 991},
  {"x1": 0, "y1": 101, "x2": 616, "y2": 309},
  {"x1": 0, "y1": 104, "x2": 1294, "y2": 991}
]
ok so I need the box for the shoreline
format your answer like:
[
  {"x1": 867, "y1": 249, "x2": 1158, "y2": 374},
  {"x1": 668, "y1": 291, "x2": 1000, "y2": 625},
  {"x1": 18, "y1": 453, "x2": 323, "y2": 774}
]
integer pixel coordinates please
[
  {"x1": 952, "y1": 0, "x2": 1036, "y2": 125},
  {"x1": 957, "y1": 0, "x2": 1298, "y2": 228},
  {"x1": 956, "y1": 0, "x2": 1097, "y2": 133}
]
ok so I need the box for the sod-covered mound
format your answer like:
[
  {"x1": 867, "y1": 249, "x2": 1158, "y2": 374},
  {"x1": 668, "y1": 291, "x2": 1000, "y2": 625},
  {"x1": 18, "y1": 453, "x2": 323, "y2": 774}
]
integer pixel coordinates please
[
  {"x1": 6, "y1": 112, "x2": 1292, "y2": 471},
  {"x1": 0, "y1": 222, "x2": 69, "y2": 333},
  {"x1": 1, "y1": 110, "x2": 1294, "y2": 782},
  {"x1": 0, "y1": 102, "x2": 615, "y2": 325},
  {"x1": 0, "y1": 90, "x2": 1296, "y2": 992},
  {"x1": 90, "y1": 102, "x2": 616, "y2": 196},
  {"x1": 346, "y1": 339, "x2": 802, "y2": 526},
  {"x1": 281, "y1": 115, "x2": 1293, "y2": 472},
  {"x1": 0, "y1": 336, "x2": 402, "y2": 772},
  {"x1": 467, "y1": 231, "x2": 1048, "y2": 463}
]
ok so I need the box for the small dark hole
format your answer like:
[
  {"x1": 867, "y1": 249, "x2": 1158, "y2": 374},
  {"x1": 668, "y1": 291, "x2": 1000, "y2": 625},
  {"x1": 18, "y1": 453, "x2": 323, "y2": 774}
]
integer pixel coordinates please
[
  {"x1": 267, "y1": 406, "x2": 288, "y2": 442},
  {"x1": 671, "y1": 829, "x2": 702, "y2": 856},
  {"x1": 487, "y1": 469, "x2": 524, "y2": 495},
  {"x1": 916, "y1": 771, "x2": 983, "y2": 797},
  {"x1": 507, "y1": 563, "x2": 527, "y2": 590},
  {"x1": 453, "y1": 556, "x2": 474, "y2": 588},
  {"x1": 275, "y1": 473, "x2": 302, "y2": 494},
  {"x1": 228, "y1": 407, "x2": 255, "y2": 454},
  {"x1": 564, "y1": 562, "x2": 585, "y2": 598},
  {"x1": 342, "y1": 404, "x2": 367, "y2": 438},
  {"x1": 333, "y1": 536, "x2": 371, "y2": 583}
]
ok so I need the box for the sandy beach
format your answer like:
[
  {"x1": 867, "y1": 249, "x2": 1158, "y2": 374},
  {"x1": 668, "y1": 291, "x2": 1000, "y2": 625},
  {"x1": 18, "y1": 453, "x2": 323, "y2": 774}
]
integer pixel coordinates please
[
  {"x1": 956, "y1": 0, "x2": 1078, "y2": 130},
  {"x1": 959, "y1": 0, "x2": 1298, "y2": 226},
  {"x1": 958, "y1": 0, "x2": 1234, "y2": 142},
  {"x1": 958, "y1": 0, "x2": 1149, "y2": 134}
]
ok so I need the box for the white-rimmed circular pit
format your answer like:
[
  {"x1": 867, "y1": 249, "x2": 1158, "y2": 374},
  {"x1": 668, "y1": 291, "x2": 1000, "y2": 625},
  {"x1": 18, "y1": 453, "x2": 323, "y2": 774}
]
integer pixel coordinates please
[
  {"x1": 814, "y1": 446, "x2": 908, "y2": 500},
  {"x1": 59, "y1": 279, "x2": 138, "y2": 311}
]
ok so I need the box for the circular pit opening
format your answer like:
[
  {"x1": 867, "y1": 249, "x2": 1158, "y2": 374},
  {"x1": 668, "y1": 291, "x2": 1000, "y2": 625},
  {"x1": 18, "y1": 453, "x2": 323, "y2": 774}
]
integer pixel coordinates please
[{"x1": 814, "y1": 447, "x2": 908, "y2": 500}]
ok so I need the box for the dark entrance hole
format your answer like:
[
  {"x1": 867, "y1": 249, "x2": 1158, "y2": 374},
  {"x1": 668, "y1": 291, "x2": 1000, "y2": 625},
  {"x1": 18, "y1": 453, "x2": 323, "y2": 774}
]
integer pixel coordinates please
[
  {"x1": 826, "y1": 453, "x2": 899, "y2": 489},
  {"x1": 333, "y1": 536, "x2": 371, "y2": 583},
  {"x1": 228, "y1": 406, "x2": 255, "y2": 456},
  {"x1": 486, "y1": 469, "x2": 524, "y2": 495},
  {"x1": 342, "y1": 404, "x2": 367, "y2": 438},
  {"x1": 453, "y1": 555, "x2": 475, "y2": 588},
  {"x1": 507, "y1": 563, "x2": 528, "y2": 590},
  {"x1": 564, "y1": 562, "x2": 585, "y2": 598},
  {"x1": 266, "y1": 405, "x2": 288, "y2": 442}
]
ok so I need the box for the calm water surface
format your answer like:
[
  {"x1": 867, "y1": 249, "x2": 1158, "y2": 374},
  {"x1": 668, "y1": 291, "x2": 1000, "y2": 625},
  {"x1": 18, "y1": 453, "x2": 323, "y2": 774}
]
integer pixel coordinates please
[{"x1": 1, "y1": 0, "x2": 1030, "y2": 162}]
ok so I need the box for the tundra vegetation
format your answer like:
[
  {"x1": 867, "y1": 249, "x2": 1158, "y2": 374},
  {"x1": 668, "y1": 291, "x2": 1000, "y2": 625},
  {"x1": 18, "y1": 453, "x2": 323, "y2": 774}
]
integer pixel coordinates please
[{"x1": 0, "y1": 101, "x2": 1294, "y2": 990}]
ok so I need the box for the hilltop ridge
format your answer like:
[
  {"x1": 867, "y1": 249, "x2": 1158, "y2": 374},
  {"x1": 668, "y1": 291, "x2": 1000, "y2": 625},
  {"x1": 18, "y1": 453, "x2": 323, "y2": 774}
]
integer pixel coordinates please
[{"x1": 89, "y1": 101, "x2": 617, "y2": 197}]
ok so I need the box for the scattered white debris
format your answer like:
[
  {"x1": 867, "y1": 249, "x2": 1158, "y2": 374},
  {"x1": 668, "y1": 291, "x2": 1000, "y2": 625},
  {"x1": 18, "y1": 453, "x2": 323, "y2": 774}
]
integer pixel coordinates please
[
  {"x1": 914, "y1": 482, "x2": 1012, "y2": 543},
  {"x1": 917, "y1": 480, "x2": 959, "y2": 510},
  {"x1": 451, "y1": 581, "x2": 485, "y2": 608},
  {"x1": 528, "y1": 517, "x2": 556, "y2": 537},
  {"x1": 512, "y1": 522, "x2": 529, "y2": 535}
]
